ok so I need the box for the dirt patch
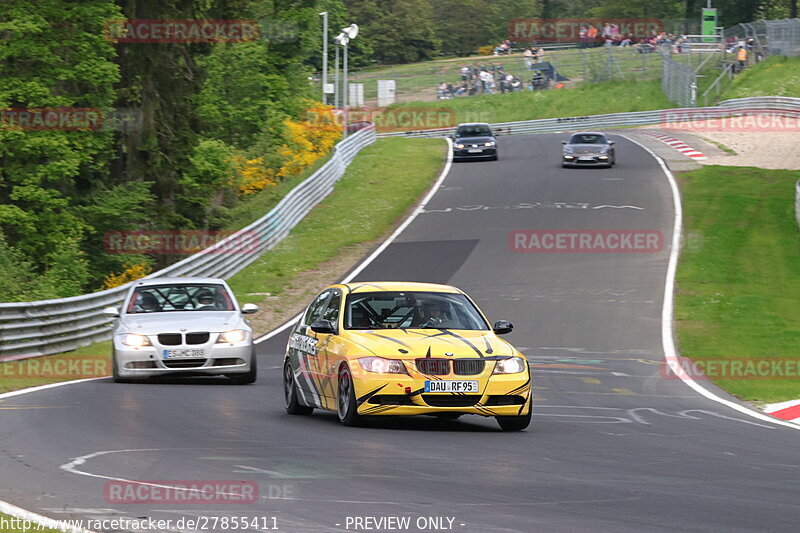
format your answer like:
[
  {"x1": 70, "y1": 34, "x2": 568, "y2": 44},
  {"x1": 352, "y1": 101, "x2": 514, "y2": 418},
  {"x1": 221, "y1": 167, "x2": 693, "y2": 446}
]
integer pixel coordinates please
[
  {"x1": 698, "y1": 131, "x2": 800, "y2": 170},
  {"x1": 243, "y1": 242, "x2": 375, "y2": 336}
]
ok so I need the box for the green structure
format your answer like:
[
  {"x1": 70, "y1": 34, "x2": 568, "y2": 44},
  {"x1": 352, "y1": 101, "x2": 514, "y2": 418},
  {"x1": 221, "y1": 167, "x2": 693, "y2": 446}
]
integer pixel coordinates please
[{"x1": 702, "y1": 7, "x2": 718, "y2": 43}]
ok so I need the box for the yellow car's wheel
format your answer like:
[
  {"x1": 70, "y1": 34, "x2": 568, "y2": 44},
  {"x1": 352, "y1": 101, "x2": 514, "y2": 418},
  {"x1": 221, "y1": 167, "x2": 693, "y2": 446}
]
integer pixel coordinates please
[
  {"x1": 495, "y1": 396, "x2": 532, "y2": 431},
  {"x1": 284, "y1": 362, "x2": 313, "y2": 415},
  {"x1": 337, "y1": 365, "x2": 366, "y2": 427}
]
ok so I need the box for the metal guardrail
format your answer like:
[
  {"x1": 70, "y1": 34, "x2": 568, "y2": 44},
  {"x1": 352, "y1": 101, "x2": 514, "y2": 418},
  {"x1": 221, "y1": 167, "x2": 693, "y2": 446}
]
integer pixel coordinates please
[
  {"x1": 0, "y1": 126, "x2": 376, "y2": 361},
  {"x1": 377, "y1": 96, "x2": 800, "y2": 139}
]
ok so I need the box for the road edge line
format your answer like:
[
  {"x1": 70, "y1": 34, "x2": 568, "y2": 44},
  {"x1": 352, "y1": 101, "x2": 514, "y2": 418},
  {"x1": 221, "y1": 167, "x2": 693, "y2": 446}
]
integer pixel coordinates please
[{"x1": 622, "y1": 133, "x2": 800, "y2": 431}]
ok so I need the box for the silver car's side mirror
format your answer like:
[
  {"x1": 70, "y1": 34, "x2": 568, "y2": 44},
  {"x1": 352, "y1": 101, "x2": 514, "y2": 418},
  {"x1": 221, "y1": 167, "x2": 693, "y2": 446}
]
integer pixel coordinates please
[
  {"x1": 102, "y1": 306, "x2": 120, "y2": 318},
  {"x1": 241, "y1": 303, "x2": 259, "y2": 314},
  {"x1": 608, "y1": 140, "x2": 616, "y2": 145}
]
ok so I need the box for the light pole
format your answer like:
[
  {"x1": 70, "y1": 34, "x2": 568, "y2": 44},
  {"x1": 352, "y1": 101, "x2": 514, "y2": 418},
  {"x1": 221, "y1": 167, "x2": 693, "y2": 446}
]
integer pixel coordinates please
[
  {"x1": 334, "y1": 32, "x2": 347, "y2": 133},
  {"x1": 319, "y1": 12, "x2": 328, "y2": 104},
  {"x1": 338, "y1": 24, "x2": 359, "y2": 137}
]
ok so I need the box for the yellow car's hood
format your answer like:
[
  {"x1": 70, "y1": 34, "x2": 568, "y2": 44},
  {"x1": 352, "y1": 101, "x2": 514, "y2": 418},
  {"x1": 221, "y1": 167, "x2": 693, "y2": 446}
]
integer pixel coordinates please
[{"x1": 345, "y1": 329, "x2": 515, "y2": 359}]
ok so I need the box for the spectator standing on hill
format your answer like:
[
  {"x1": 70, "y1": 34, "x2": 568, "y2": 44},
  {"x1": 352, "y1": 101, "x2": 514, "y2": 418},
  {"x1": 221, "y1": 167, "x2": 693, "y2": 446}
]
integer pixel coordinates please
[
  {"x1": 587, "y1": 25, "x2": 599, "y2": 47},
  {"x1": 579, "y1": 26, "x2": 588, "y2": 48}
]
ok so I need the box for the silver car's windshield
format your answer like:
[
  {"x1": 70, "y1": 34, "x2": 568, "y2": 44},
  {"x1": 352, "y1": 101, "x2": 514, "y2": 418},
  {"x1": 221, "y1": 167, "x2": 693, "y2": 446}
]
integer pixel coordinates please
[
  {"x1": 127, "y1": 284, "x2": 234, "y2": 313},
  {"x1": 570, "y1": 134, "x2": 606, "y2": 144},
  {"x1": 344, "y1": 291, "x2": 489, "y2": 330}
]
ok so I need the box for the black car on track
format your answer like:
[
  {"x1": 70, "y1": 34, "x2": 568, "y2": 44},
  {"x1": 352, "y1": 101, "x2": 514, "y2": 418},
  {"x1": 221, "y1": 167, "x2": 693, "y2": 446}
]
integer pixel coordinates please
[{"x1": 452, "y1": 123, "x2": 498, "y2": 162}]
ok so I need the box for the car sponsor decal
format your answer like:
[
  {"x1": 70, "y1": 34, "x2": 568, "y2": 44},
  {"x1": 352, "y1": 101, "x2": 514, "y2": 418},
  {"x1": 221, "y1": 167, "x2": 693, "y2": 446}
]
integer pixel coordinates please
[{"x1": 288, "y1": 333, "x2": 317, "y2": 355}]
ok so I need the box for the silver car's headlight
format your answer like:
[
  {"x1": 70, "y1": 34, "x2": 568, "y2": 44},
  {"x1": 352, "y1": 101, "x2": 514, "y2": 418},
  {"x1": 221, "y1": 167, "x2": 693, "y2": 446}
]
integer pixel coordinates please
[
  {"x1": 217, "y1": 329, "x2": 247, "y2": 344},
  {"x1": 357, "y1": 356, "x2": 408, "y2": 374},
  {"x1": 493, "y1": 357, "x2": 527, "y2": 375},
  {"x1": 121, "y1": 334, "x2": 151, "y2": 347}
]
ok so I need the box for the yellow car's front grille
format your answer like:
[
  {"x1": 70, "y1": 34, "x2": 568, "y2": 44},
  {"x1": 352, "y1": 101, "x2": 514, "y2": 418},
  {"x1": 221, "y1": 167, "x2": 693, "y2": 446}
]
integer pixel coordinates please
[{"x1": 415, "y1": 358, "x2": 485, "y2": 375}]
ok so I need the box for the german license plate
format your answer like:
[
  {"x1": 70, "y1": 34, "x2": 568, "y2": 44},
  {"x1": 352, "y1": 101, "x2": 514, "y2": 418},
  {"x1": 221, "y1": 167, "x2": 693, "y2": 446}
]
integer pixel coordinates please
[
  {"x1": 163, "y1": 349, "x2": 206, "y2": 359},
  {"x1": 424, "y1": 380, "x2": 479, "y2": 393},
  {"x1": 578, "y1": 156, "x2": 595, "y2": 161},
  {"x1": 468, "y1": 149, "x2": 483, "y2": 153}
]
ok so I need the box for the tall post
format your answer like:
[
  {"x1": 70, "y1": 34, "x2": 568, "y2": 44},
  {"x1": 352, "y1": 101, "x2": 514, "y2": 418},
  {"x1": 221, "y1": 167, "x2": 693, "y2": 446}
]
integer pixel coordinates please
[
  {"x1": 320, "y1": 12, "x2": 328, "y2": 104},
  {"x1": 334, "y1": 44, "x2": 340, "y2": 112},
  {"x1": 343, "y1": 40, "x2": 349, "y2": 137}
]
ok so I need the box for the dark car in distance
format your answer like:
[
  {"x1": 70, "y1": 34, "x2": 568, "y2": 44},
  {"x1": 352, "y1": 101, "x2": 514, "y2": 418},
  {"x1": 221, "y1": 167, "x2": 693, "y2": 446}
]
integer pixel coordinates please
[
  {"x1": 452, "y1": 123, "x2": 498, "y2": 161},
  {"x1": 562, "y1": 132, "x2": 616, "y2": 168}
]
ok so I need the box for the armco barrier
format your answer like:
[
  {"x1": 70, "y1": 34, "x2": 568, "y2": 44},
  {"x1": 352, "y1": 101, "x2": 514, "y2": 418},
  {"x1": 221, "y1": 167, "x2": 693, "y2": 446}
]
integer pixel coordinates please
[
  {"x1": 377, "y1": 96, "x2": 800, "y2": 138},
  {"x1": 0, "y1": 126, "x2": 376, "y2": 360}
]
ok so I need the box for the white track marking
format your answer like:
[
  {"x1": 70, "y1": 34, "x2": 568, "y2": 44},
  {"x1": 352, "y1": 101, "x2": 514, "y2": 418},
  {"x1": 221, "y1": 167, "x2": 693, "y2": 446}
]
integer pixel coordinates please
[
  {"x1": 622, "y1": 133, "x2": 800, "y2": 431},
  {"x1": 0, "y1": 499, "x2": 95, "y2": 533},
  {"x1": 255, "y1": 138, "x2": 454, "y2": 344},
  {"x1": 0, "y1": 377, "x2": 106, "y2": 400}
]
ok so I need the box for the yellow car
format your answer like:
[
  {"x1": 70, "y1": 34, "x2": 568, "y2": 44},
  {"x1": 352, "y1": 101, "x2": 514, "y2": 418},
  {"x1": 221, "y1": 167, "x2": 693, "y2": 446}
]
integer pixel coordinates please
[{"x1": 282, "y1": 282, "x2": 532, "y2": 431}]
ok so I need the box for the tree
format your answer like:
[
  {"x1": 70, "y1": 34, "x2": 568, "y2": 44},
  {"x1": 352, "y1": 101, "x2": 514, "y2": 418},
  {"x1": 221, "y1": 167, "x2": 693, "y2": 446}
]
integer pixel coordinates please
[
  {"x1": 346, "y1": 0, "x2": 439, "y2": 63},
  {"x1": 0, "y1": 0, "x2": 120, "y2": 281}
]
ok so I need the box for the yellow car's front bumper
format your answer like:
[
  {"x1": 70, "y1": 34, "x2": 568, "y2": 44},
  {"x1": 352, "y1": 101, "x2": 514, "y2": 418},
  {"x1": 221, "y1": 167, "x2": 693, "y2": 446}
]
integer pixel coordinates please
[{"x1": 352, "y1": 370, "x2": 531, "y2": 417}]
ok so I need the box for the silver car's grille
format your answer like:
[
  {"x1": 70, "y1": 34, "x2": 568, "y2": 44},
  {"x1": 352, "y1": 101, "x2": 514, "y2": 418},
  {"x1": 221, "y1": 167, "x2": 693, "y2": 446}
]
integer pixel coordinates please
[
  {"x1": 186, "y1": 332, "x2": 210, "y2": 345},
  {"x1": 453, "y1": 359, "x2": 485, "y2": 375},
  {"x1": 158, "y1": 333, "x2": 182, "y2": 346},
  {"x1": 157, "y1": 332, "x2": 210, "y2": 345},
  {"x1": 416, "y1": 358, "x2": 450, "y2": 375},
  {"x1": 162, "y1": 359, "x2": 206, "y2": 369}
]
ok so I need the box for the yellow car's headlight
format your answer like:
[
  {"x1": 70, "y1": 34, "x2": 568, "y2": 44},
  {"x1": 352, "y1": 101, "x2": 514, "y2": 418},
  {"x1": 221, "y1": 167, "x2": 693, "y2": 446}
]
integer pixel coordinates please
[
  {"x1": 357, "y1": 357, "x2": 408, "y2": 374},
  {"x1": 121, "y1": 334, "x2": 151, "y2": 347},
  {"x1": 217, "y1": 329, "x2": 247, "y2": 344},
  {"x1": 493, "y1": 357, "x2": 527, "y2": 375}
]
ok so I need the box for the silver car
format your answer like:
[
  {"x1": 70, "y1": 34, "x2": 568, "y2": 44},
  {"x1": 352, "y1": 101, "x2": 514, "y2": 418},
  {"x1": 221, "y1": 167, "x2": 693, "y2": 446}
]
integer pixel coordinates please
[
  {"x1": 561, "y1": 132, "x2": 616, "y2": 168},
  {"x1": 104, "y1": 277, "x2": 259, "y2": 384}
]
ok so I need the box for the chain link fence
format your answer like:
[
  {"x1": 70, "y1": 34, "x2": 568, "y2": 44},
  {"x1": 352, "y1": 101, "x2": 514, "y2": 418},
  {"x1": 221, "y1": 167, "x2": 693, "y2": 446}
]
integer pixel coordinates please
[{"x1": 661, "y1": 49, "x2": 699, "y2": 107}]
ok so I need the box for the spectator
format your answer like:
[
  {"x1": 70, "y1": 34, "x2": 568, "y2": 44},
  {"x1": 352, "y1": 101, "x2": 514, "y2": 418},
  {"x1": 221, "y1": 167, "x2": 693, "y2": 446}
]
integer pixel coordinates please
[
  {"x1": 523, "y1": 47, "x2": 533, "y2": 69},
  {"x1": 579, "y1": 26, "x2": 588, "y2": 48},
  {"x1": 587, "y1": 24, "x2": 599, "y2": 47},
  {"x1": 460, "y1": 66, "x2": 470, "y2": 82},
  {"x1": 620, "y1": 34, "x2": 632, "y2": 47}
]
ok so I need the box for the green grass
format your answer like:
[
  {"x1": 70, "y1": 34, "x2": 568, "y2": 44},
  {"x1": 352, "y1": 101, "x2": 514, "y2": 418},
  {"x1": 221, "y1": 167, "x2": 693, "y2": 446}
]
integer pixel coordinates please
[
  {"x1": 337, "y1": 48, "x2": 664, "y2": 102},
  {"x1": 675, "y1": 165, "x2": 800, "y2": 403},
  {"x1": 227, "y1": 137, "x2": 445, "y2": 302},
  {"x1": 721, "y1": 55, "x2": 800, "y2": 99},
  {"x1": 387, "y1": 78, "x2": 673, "y2": 125}
]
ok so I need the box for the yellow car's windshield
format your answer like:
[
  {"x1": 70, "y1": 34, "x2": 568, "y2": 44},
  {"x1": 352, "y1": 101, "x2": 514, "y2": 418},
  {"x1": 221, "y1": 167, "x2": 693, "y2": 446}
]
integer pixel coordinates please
[{"x1": 344, "y1": 291, "x2": 489, "y2": 330}]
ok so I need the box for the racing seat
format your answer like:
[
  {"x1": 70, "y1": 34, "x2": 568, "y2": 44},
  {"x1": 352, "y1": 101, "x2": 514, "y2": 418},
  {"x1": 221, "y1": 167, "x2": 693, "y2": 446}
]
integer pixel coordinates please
[{"x1": 350, "y1": 308, "x2": 375, "y2": 329}]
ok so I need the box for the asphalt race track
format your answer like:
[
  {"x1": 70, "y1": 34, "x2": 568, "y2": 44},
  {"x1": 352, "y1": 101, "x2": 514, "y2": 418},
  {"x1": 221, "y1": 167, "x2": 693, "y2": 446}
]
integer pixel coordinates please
[{"x1": 2, "y1": 133, "x2": 800, "y2": 533}]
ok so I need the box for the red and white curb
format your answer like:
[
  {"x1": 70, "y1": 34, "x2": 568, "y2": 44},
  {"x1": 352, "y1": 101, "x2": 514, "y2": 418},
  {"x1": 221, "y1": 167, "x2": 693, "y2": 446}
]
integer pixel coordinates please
[
  {"x1": 763, "y1": 399, "x2": 800, "y2": 425},
  {"x1": 645, "y1": 132, "x2": 707, "y2": 160}
]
